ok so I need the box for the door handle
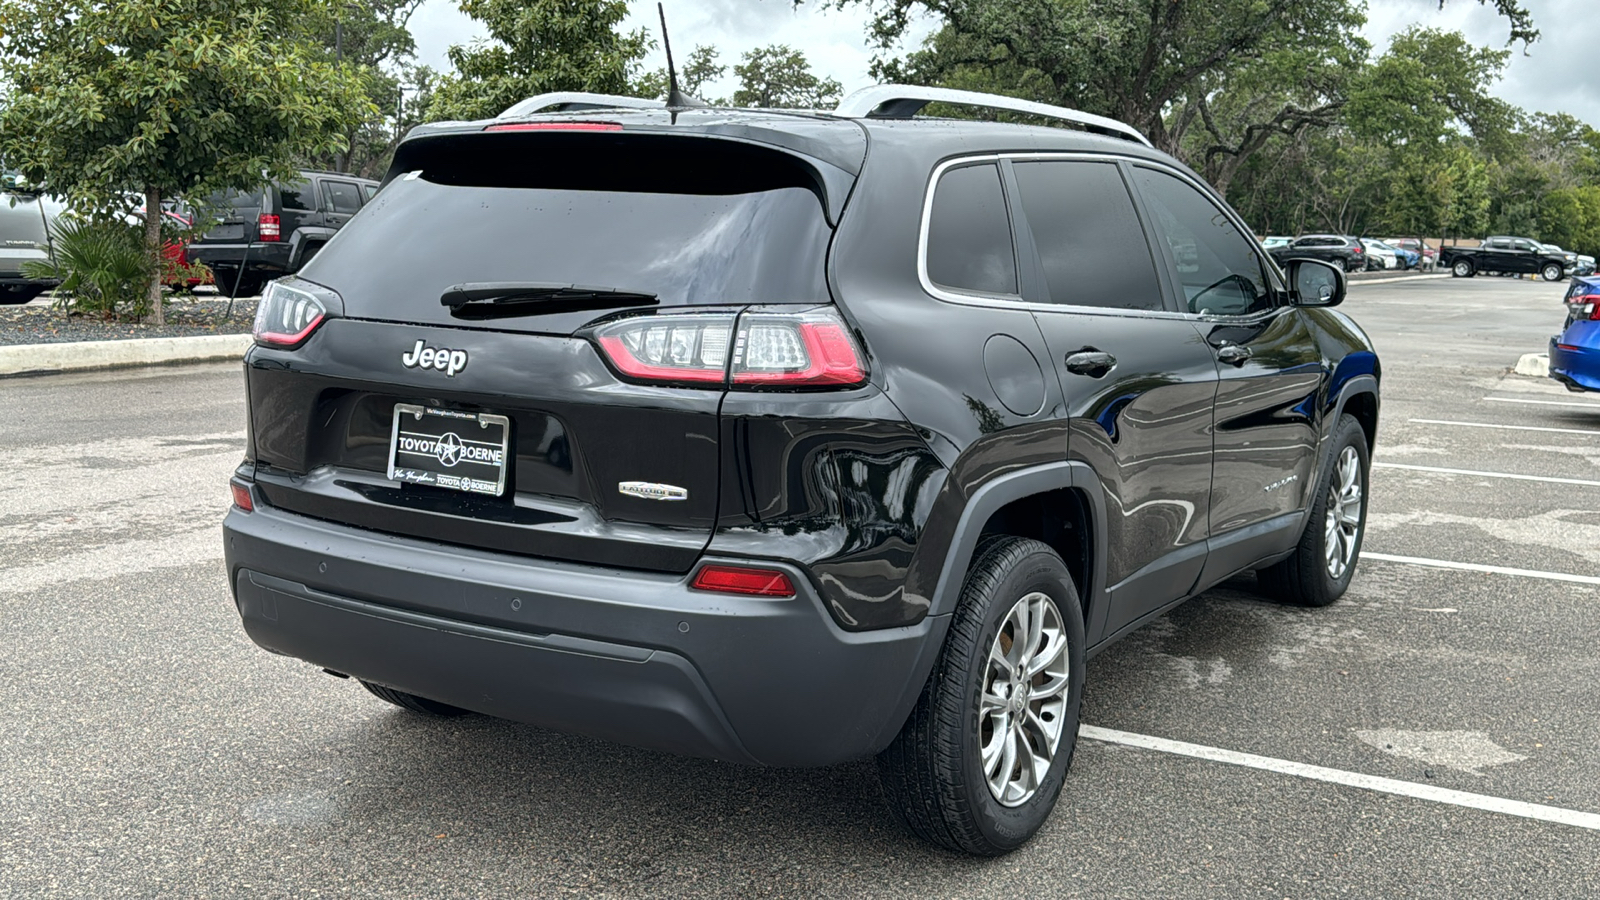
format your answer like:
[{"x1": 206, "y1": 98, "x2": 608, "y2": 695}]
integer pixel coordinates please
[
  {"x1": 1216, "y1": 343, "x2": 1252, "y2": 366},
  {"x1": 1065, "y1": 349, "x2": 1117, "y2": 377}
]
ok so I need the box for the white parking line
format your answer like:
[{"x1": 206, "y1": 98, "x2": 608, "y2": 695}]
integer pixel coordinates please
[
  {"x1": 1363, "y1": 552, "x2": 1600, "y2": 586},
  {"x1": 1408, "y1": 418, "x2": 1600, "y2": 437},
  {"x1": 1081, "y1": 726, "x2": 1600, "y2": 833},
  {"x1": 1485, "y1": 397, "x2": 1600, "y2": 410},
  {"x1": 1372, "y1": 462, "x2": 1600, "y2": 487}
]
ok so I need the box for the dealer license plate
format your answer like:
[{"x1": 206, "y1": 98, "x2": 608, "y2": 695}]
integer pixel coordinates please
[{"x1": 387, "y1": 404, "x2": 510, "y2": 496}]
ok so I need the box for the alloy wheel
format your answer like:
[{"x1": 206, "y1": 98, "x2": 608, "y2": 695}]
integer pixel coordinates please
[
  {"x1": 1324, "y1": 445, "x2": 1363, "y2": 580},
  {"x1": 979, "y1": 591, "x2": 1071, "y2": 807}
]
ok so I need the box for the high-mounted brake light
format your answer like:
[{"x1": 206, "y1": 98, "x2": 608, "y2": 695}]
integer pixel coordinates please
[
  {"x1": 484, "y1": 122, "x2": 623, "y2": 132},
  {"x1": 258, "y1": 213, "x2": 281, "y2": 241},
  {"x1": 691, "y1": 565, "x2": 796, "y2": 597},
  {"x1": 592, "y1": 307, "x2": 867, "y2": 389},
  {"x1": 253, "y1": 278, "x2": 335, "y2": 347}
]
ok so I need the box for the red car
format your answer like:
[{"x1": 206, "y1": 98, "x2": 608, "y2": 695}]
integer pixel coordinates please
[{"x1": 1386, "y1": 238, "x2": 1437, "y2": 269}]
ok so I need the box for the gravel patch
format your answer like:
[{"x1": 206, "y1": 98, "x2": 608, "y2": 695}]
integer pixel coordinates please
[{"x1": 0, "y1": 294, "x2": 255, "y2": 345}]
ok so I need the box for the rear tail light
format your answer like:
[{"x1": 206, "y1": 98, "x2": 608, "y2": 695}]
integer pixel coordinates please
[
  {"x1": 1569, "y1": 293, "x2": 1600, "y2": 320},
  {"x1": 253, "y1": 278, "x2": 337, "y2": 347},
  {"x1": 257, "y1": 214, "x2": 281, "y2": 241},
  {"x1": 593, "y1": 306, "x2": 866, "y2": 389},
  {"x1": 691, "y1": 564, "x2": 796, "y2": 597}
]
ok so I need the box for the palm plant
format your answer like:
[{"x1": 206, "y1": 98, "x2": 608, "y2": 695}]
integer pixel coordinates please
[{"x1": 22, "y1": 216, "x2": 151, "y2": 318}]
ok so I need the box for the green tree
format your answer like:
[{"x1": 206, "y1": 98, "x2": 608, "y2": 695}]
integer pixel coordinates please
[
  {"x1": 308, "y1": 0, "x2": 429, "y2": 176},
  {"x1": 0, "y1": 0, "x2": 370, "y2": 324},
  {"x1": 427, "y1": 0, "x2": 649, "y2": 122},
  {"x1": 732, "y1": 45, "x2": 843, "y2": 109},
  {"x1": 636, "y1": 45, "x2": 727, "y2": 103}
]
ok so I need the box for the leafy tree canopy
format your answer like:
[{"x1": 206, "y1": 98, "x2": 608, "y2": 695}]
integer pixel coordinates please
[
  {"x1": 427, "y1": 0, "x2": 650, "y2": 121},
  {"x1": 0, "y1": 0, "x2": 372, "y2": 322},
  {"x1": 732, "y1": 45, "x2": 843, "y2": 109}
]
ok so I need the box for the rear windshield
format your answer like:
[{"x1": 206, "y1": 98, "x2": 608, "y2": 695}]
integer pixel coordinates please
[{"x1": 301, "y1": 133, "x2": 834, "y2": 321}]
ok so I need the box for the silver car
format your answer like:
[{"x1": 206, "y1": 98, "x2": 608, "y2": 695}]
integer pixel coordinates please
[{"x1": 0, "y1": 172, "x2": 63, "y2": 304}]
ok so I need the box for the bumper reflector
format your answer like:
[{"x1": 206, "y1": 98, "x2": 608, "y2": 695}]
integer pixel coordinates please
[
  {"x1": 230, "y1": 481, "x2": 254, "y2": 512},
  {"x1": 691, "y1": 565, "x2": 796, "y2": 597}
]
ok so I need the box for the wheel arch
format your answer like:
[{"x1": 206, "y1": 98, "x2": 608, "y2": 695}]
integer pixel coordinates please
[{"x1": 925, "y1": 462, "x2": 1109, "y2": 631}]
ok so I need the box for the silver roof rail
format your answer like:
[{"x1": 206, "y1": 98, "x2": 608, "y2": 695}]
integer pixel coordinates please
[
  {"x1": 497, "y1": 92, "x2": 664, "y2": 120},
  {"x1": 833, "y1": 85, "x2": 1151, "y2": 148}
]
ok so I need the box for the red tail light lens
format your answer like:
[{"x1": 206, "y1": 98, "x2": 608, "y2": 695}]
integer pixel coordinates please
[
  {"x1": 258, "y1": 214, "x2": 281, "y2": 241},
  {"x1": 230, "y1": 480, "x2": 254, "y2": 512},
  {"x1": 593, "y1": 307, "x2": 866, "y2": 389},
  {"x1": 691, "y1": 565, "x2": 796, "y2": 597},
  {"x1": 253, "y1": 278, "x2": 336, "y2": 347}
]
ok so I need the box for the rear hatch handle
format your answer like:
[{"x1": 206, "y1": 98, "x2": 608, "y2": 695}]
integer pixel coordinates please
[{"x1": 441, "y1": 282, "x2": 657, "y2": 319}]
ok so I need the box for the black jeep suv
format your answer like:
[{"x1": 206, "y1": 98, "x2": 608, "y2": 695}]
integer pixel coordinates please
[
  {"x1": 223, "y1": 86, "x2": 1380, "y2": 855},
  {"x1": 187, "y1": 170, "x2": 379, "y2": 298}
]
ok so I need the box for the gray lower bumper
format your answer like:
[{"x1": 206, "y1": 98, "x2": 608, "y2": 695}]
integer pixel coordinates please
[{"x1": 223, "y1": 504, "x2": 946, "y2": 766}]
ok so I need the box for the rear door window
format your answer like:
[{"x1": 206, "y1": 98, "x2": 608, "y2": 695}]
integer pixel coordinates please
[
  {"x1": 925, "y1": 162, "x2": 1017, "y2": 296},
  {"x1": 360, "y1": 184, "x2": 378, "y2": 202},
  {"x1": 1012, "y1": 160, "x2": 1163, "y2": 310},
  {"x1": 323, "y1": 180, "x2": 362, "y2": 214},
  {"x1": 1133, "y1": 166, "x2": 1274, "y2": 317},
  {"x1": 279, "y1": 180, "x2": 315, "y2": 211}
]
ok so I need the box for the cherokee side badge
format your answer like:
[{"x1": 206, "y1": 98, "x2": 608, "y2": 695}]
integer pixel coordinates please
[{"x1": 618, "y1": 481, "x2": 688, "y2": 501}]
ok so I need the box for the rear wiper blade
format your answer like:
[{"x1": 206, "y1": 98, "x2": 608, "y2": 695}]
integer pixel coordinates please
[{"x1": 441, "y1": 282, "x2": 658, "y2": 319}]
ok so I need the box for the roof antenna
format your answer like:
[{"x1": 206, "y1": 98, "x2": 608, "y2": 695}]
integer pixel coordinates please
[{"x1": 657, "y1": 3, "x2": 704, "y2": 110}]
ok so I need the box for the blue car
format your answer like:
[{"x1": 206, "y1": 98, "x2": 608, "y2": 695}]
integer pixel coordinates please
[{"x1": 1551, "y1": 275, "x2": 1600, "y2": 392}]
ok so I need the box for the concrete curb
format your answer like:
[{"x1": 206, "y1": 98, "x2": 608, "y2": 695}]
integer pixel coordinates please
[
  {"x1": 1514, "y1": 353, "x2": 1550, "y2": 377},
  {"x1": 0, "y1": 333, "x2": 251, "y2": 377}
]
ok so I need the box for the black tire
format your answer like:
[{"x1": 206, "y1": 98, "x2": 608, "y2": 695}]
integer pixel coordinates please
[
  {"x1": 1542, "y1": 263, "x2": 1564, "y2": 282},
  {"x1": 1257, "y1": 414, "x2": 1370, "y2": 607},
  {"x1": 360, "y1": 680, "x2": 471, "y2": 717},
  {"x1": 877, "y1": 536, "x2": 1086, "y2": 856},
  {"x1": 0, "y1": 284, "x2": 46, "y2": 305},
  {"x1": 1343, "y1": 258, "x2": 1361, "y2": 274},
  {"x1": 213, "y1": 268, "x2": 262, "y2": 298},
  {"x1": 1451, "y1": 259, "x2": 1474, "y2": 278}
]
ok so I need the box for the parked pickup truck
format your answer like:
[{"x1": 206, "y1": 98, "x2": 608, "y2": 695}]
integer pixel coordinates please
[{"x1": 1440, "y1": 236, "x2": 1569, "y2": 281}]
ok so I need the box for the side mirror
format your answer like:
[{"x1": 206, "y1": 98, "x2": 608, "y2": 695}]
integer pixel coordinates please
[{"x1": 1286, "y1": 258, "x2": 1345, "y2": 308}]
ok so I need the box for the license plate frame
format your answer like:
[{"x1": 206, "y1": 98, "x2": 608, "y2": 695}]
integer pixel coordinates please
[{"x1": 386, "y1": 403, "x2": 511, "y2": 497}]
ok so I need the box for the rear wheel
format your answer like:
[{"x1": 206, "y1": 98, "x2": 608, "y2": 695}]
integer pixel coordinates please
[
  {"x1": 1542, "y1": 263, "x2": 1564, "y2": 282},
  {"x1": 877, "y1": 536, "x2": 1085, "y2": 855},
  {"x1": 1257, "y1": 414, "x2": 1369, "y2": 607},
  {"x1": 214, "y1": 269, "x2": 263, "y2": 298},
  {"x1": 1451, "y1": 259, "x2": 1474, "y2": 278},
  {"x1": 360, "y1": 681, "x2": 471, "y2": 717},
  {"x1": 0, "y1": 284, "x2": 46, "y2": 304}
]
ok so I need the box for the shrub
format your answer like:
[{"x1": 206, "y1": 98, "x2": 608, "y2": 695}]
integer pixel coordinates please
[{"x1": 21, "y1": 216, "x2": 154, "y2": 318}]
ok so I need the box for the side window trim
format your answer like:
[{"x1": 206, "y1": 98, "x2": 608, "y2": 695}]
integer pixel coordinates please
[
  {"x1": 1126, "y1": 161, "x2": 1285, "y2": 321},
  {"x1": 917, "y1": 156, "x2": 1024, "y2": 302}
]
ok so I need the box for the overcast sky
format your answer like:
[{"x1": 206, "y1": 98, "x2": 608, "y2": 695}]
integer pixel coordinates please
[{"x1": 406, "y1": 0, "x2": 1599, "y2": 126}]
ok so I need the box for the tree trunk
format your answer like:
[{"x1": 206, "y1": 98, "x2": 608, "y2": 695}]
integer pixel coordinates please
[{"x1": 144, "y1": 186, "x2": 164, "y2": 326}]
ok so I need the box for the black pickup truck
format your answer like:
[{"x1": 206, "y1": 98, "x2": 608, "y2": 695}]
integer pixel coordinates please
[{"x1": 1440, "y1": 236, "x2": 1569, "y2": 281}]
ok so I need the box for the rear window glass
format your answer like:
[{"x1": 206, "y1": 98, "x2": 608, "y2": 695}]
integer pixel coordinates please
[
  {"x1": 205, "y1": 188, "x2": 264, "y2": 209},
  {"x1": 301, "y1": 133, "x2": 834, "y2": 315},
  {"x1": 925, "y1": 163, "x2": 1017, "y2": 296},
  {"x1": 279, "y1": 180, "x2": 314, "y2": 210}
]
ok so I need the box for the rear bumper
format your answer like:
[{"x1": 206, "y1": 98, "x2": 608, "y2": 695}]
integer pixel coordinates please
[
  {"x1": 1550, "y1": 336, "x2": 1600, "y2": 392},
  {"x1": 186, "y1": 242, "x2": 292, "y2": 273},
  {"x1": 223, "y1": 502, "x2": 945, "y2": 767}
]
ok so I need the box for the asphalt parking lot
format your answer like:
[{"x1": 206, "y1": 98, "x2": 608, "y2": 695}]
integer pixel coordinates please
[{"x1": 3, "y1": 275, "x2": 1598, "y2": 897}]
